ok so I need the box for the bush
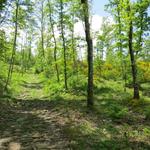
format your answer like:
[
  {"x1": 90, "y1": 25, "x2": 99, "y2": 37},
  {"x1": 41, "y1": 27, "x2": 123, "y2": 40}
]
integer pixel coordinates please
[
  {"x1": 144, "y1": 108, "x2": 150, "y2": 120},
  {"x1": 107, "y1": 104, "x2": 129, "y2": 120}
]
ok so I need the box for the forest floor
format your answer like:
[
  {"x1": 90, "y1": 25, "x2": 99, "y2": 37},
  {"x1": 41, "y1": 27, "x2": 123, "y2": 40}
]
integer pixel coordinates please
[{"x1": 0, "y1": 73, "x2": 150, "y2": 150}]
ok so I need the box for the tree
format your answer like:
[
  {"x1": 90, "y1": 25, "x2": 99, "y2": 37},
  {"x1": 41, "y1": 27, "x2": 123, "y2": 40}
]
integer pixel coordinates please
[
  {"x1": 127, "y1": 0, "x2": 140, "y2": 99},
  {"x1": 106, "y1": 0, "x2": 127, "y2": 91},
  {"x1": 0, "y1": 0, "x2": 8, "y2": 24},
  {"x1": 40, "y1": 0, "x2": 45, "y2": 58},
  {"x1": 47, "y1": 0, "x2": 60, "y2": 83},
  {"x1": 4, "y1": 0, "x2": 19, "y2": 91},
  {"x1": 106, "y1": 0, "x2": 149, "y2": 99},
  {"x1": 59, "y1": 0, "x2": 68, "y2": 90},
  {"x1": 96, "y1": 17, "x2": 115, "y2": 78},
  {"x1": 81, "y1": 0, "x2": 94, "y2": 107},
  {"x1": 134, "y1": 0, "x2": 150, "y2": 56}
]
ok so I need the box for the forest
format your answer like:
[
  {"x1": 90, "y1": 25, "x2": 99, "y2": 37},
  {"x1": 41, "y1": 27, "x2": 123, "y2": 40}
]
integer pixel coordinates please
[{"x1": 0, "y1": 0, "x2": 150, "y2": 149}]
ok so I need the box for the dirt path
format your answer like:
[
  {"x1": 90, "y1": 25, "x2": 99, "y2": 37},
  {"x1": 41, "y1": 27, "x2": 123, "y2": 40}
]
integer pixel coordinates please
[
  {"x1": 0, "y1": 75, "x2": 150, "y2": 150},
  {"x1": 0, "y1": 77, "x2": 70, "y2": 150}
]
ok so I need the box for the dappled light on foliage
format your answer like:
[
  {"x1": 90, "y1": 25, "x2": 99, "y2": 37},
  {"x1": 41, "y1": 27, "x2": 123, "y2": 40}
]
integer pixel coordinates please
[{"x1": 0, "y1": 0, "x2": 149, "y2": 149}]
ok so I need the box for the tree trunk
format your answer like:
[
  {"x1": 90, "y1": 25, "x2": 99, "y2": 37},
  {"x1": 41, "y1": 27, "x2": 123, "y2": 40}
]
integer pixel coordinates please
[
  {"x1": 71, "y1": 13, "x2": 77, "y2": 77},
  {"x1": 128, "y1": 3, "x2": 140, "y2": 99},
  {"x1": 4, "y1": 0, "x2": 19, "y2": 91},
  {"x1": 117, "y1": 4, "x2": 126, "y2": 92},
  {"x1": 21, "y1": 37, "x2": 24, "y2": 75},
  {"x1": 41, "y1": 0, "x2": 45, "y2": 58},
  {"x1": 28, "y1": 36, "x2": 32, "y2": 61},
  {"x1": 136, "y1": 12, "x2": 144, "y2": 56},
  {"x1": 71, "y1": 24, "x2": 76, "y2": 72},
  {"x1": 60, "y1": 0, "x2": 68, "y2": 90},
  {"x1": 81, "y1": 0, "x2": 94, "y2": 107},
  {"x1": 48, "y1": 0, "x2": 60, "y2": 83}
]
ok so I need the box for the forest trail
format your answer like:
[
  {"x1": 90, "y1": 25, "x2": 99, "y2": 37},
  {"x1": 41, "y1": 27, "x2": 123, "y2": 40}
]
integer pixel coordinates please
[
  {"x1": 0, "y1": 75, "x2": 70, "y2": 150},
  {"x1": 17, "y1": 75, "x2": 46, "y2": 100},
  {"x1": 0, "y1": 74, "x2": 150, "y2": 150}
]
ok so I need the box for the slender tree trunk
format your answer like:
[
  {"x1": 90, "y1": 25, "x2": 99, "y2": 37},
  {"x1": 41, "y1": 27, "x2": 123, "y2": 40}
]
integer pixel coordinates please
[
  {"x1": 41, "y1": 0, "x2": 45, "y2": 58},
  {"x1": 60, "y1": 0, "x2": 68, "y2": 90},
  {"x1": 28, "y1": 37, "x2": 32, "y2": 61},
  {"x1": 71, "y1": 23, "x2": 78, "y2": 84},
  {"x1": 20, "y1": 37, "x2": 24, "y2": 75},
  {"x1": 48, "y1": 0, "x2": 60, "y2": 82},
  {"x1": 128, "y1": 3, "x2": 140, "y2": 99},
  {"x1": 101, "y1": 47, "x2": 104, "y2": 61},
  {"x1": 117, "y1": 4, "x2": 126, "y2": 92},
  {"x1": 21, "y1": 47, "x2": 24, "y2": 75},
  {"x1": 71, "y1": 20, "x2": 78, "y2": 81},
  {"x1": 81, "y1": 0, "x2": 94, "y2": 107},
  {"x1": 71, "y1": 25, "x2": 76, "y2": 71},
  {"x1": 27, "y1": 35, "x2": 32, "y2": 70},
  {"x1": 4, "y1": 0, "x2": 19, "y2": 91},
  {"x1": 136, "y1": 12, "x2": 144, "y2": 56},
  {"x1": 70, "y1": 8, "x2": 77, "y2": 75}
]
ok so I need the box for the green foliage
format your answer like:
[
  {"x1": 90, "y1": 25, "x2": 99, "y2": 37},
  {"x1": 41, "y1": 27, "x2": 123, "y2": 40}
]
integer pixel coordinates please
[
  {"x1": 143, "y1": 127, "x2": 150, "y2": 136},
  {"x1": 104, "y1": 102, "x2": 129, "y2": 120},
  {"x1": 144, "y1": 108, "x2": 150, "y2": 120},
  {"x1": 0, "y1": 0, "x2": 149, "y2": 149},
  {"x1": 0, "y1": 61, "x2": 7, "y2": 94},
  {"x1": 1, "y1": 71, "x2": 150, "y2": 149},
  {"x1": 44, "y1": 77, "x2": 64, "y2": 95},
  {"x1": 0, "y1": 0, "x2": 6, "y2": 10},
  {"x1": 137, "y1": 61, "x2": 150, "y2": 82}
]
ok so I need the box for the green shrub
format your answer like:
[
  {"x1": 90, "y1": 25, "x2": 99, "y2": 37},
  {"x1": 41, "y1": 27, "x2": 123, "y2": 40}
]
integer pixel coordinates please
[
  {"x1": 144, "y1": 108, "x2": 150, "y2": 120},
  {"x1": 107, "y1": 104, "x2": 129, "y2": 120}
]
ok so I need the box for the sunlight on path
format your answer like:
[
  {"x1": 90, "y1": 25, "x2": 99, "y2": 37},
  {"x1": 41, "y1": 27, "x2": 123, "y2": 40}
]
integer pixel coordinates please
[
  {"x1": 0, "y1": 74, "x2": 70, "y2": 149},
  {"x1": 0, "y1": 74, "x2": 150, "y2": 149},
  {"x1": 17, "y1": 74, "x2": 47, "y2": 100}
]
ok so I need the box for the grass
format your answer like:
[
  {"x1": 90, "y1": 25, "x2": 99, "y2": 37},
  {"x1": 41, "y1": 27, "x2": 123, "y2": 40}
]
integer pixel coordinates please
[{"x1": 0, "y1": 72, "x2": 149, "y2": 149}]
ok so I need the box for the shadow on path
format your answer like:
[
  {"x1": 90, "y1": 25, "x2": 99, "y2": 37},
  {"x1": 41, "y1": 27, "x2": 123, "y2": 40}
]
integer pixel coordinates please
[
  {"x1": 20, "y1": 80, "x2": 44, "y2": 90},
  {"x1": 0, "y1": 97, "x2": 150, "y2": 150},
  {"x1": 0, "y1": 79, "x2": 150, "y2": 149},
  {"x1": 0, "y1": 98, "x2": 69, "y2": 149}
]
